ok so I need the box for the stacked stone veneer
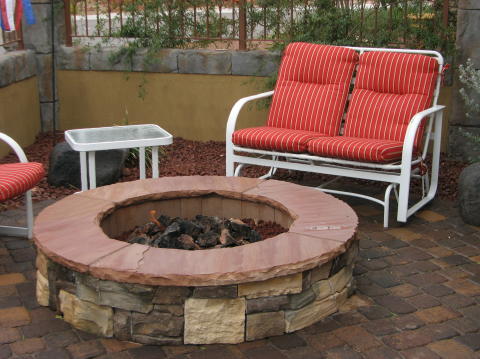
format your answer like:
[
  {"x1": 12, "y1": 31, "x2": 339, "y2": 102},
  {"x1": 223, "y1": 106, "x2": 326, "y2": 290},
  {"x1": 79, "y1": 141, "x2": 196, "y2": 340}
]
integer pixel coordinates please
[
  {"x1": 57, "y1": 46, "x2": 280, "y2": 77},
  {"x1": 449, "y1": 0, "x2": 480, "y2": 160},
  {"x1": 36, "y1": 241, "x2": 357, "y2": 344},
  {"x1": 34, "y1": 176, "x2": 358, "y2": 345},
  {"x1": 0, "y1": 50, "x2": 37, "y2": 87}
]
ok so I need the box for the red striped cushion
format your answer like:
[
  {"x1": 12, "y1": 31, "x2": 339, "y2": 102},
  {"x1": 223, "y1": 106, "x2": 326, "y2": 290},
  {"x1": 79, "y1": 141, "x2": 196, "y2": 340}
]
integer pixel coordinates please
[
  {"x1": 232, "y1": 126, "x2": 328, "y2": 153},
  {"x1": 267, "y1": 43, "x2": 359, "y2": 135},
  {"x1": 307, "y1": 137, "x2": 405, "y2": 163},
  {"x1": 0, "y1": 162, "x2": 45, "y2": 201},
  {"x1": 344, "y1": 51, "x2": 439, "y2": 148}
]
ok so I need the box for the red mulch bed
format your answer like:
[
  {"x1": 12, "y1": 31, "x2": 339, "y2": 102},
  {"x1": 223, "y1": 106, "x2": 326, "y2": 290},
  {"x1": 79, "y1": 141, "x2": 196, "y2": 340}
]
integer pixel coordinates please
[{"x1": 0, "y1": 132, "x2": 467, "y2": 212}]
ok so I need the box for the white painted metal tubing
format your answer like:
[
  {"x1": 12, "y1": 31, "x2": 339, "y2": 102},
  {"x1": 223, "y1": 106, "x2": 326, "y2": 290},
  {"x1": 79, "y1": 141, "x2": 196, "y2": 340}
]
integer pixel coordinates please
[
  {"x1": 346, "y1": 46, "x2": 443, "y2": 62},
  {"x1": 316, "y1": 176, "x2": 342, "y2": 189},
  {"x1": 152, "y1": 146, "x2": 159, "y2": 178},
  {"x1": 319, "y1": 182, "x2": 395, "y2": 227},
  {"x1": 0, "y1": 226, "x2": 28, "y2": 237},
  {"x1": 0, "y1": 133, "x2": 28, "y2": 162},
  {"x1": 226, "y1": 91, "x2": 274, "y2": 176},
  {"x1": 139, "y1": 147, "x2": 146, "y2": 179},
  {"x1": 232, "y1": 145, "x2": 421, "y2": 170},
  {"x1": 258, "y1": 156, "x2": 279, "y2": 179},
  {"x1": 234, "y1": 164, "x2": 245, "y2": 177},
  {"x1": 88, "y1": 151, "x2": 96, "y2": 190},
  {"x1": 383, "y1": 184, "x2": 396, "y2": 228},
  {"x1": 404, "y1": 111, "x2": 444, "y2": 220},
  {"x1": 26, "y1": 190, "x2": 33, "y2": 239},
  {"x1": 319, "y1": 188, "x2": 385, "y2": 206},
  {"x1": 231, "y1": 154, "x2": 403, "y2": 183},
  {"x1": 397, "y1": 106, "x2": 445, "y2": 222},
  {"x1": 80, "y1": 151, "x2": 88, "y2": 191}
]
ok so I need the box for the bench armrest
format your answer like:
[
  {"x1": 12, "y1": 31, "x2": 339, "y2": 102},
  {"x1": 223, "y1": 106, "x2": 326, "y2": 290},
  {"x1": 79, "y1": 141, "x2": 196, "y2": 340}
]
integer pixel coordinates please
[
  {"x1": 226, "y1": 91, "x2": 274, "y2": 144},
  {"x1": 0, "y1": 132, "x2": 28, "y2": 163},
  {"x1": 401, "y1": 105, "x2": 445, "y2": 164}
]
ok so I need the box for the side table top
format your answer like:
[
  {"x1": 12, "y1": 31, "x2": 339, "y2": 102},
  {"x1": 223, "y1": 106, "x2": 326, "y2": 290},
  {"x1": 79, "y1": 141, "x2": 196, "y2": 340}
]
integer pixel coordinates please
[{"x1": 65, "y1": 124, "x2": 173, "y2": 151}]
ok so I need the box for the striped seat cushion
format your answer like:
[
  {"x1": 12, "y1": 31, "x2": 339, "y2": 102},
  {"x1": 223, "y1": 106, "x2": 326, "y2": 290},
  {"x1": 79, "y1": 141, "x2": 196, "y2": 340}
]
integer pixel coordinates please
[
  {"x1": 344, "y1": 51, "x2": 439, "y2": 148},
  {"x1": 0, "y1": 162, "x2": 45, "y2": 201},
  {"x1": 232, "y1": 126, "x2": 328, "y2": 153},
  {"x1": 307, "y1": 137, "x2": 406, "y2": 163},
  {"x1": 267, "y1": 42, "x2": 359, "y2": 134}
]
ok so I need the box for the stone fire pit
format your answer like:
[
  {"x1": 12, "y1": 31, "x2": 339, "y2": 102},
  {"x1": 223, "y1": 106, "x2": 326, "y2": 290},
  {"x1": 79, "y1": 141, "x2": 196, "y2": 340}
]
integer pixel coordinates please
[{"x1": 34, "y1": 176, "x2": 358, "y2": 345}]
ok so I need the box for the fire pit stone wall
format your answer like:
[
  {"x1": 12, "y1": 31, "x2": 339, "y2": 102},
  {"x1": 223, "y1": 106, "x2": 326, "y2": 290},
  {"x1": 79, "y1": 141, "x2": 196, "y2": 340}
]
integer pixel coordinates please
[
  {"x1": 36, "y1": 241, "x2": 357, "y2": 344},
  {"x1": 34, "y1": 176, "x2": 358, "y2": 345}
]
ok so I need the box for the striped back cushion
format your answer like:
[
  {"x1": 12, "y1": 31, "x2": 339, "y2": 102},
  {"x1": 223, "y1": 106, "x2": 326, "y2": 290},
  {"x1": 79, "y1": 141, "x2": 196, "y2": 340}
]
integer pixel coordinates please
[
  {"x1": 267, "y1": 43, "x2": 359, "y2": 135},
  {"x1": 344, "y1": 51, "x2": 439, "y2": 147}
]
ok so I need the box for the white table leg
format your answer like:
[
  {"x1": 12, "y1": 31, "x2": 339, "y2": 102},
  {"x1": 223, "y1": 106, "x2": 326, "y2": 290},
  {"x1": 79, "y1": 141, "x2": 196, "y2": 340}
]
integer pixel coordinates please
[
  {"x1": 152, "y1": 146, "x2": 159, "y2": 178},
  {"x1": 88, "y1": 151, "x2": 96, "y2": 189},
  {"x1": 80, "y1": 151, "x2": 88, "y2": 191},
  {"x1": 139, "y1": 147, "x2": 146, "y2": 179}
]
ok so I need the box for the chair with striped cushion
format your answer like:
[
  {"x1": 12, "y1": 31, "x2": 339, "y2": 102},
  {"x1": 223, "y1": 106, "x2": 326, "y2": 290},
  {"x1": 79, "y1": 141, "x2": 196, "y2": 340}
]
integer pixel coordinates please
[
  {"x1": 226, "y1": 45, "x2": 445, "y2": 227},
  {"x1": 230, "y1": 43, "x2": 359, "y2": 154},
  {"x1": 0, "y1": 132, "x2": 45, "y2": 239}
]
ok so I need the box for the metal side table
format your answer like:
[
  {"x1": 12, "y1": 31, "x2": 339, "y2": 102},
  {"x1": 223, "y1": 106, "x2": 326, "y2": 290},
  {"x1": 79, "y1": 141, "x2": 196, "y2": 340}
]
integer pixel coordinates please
[{"x1": 65, "y1": 124, "x2": 173, "y2": 191}]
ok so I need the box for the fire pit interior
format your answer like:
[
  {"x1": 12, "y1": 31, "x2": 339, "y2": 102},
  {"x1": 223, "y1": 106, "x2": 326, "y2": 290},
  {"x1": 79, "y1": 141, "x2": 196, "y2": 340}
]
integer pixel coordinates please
[
  {"x1": 115, "y1": 211, "x2": 288, "y2": 250},
  {"x1": 34, "y1": 176, "x2": 358, "y2": 345}
]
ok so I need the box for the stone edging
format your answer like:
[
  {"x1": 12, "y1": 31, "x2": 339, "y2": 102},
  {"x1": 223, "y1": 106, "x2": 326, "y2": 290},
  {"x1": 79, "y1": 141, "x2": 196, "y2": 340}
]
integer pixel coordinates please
[
  {"x1": 34, "y1": 176, "x2": 358, "y2": 286},
  {"x1": 0, "y1": 50, "x2": 37, "y2": 87},
  {"x1": 57, "y1": 45, "x2": 281, "y2": 76}
]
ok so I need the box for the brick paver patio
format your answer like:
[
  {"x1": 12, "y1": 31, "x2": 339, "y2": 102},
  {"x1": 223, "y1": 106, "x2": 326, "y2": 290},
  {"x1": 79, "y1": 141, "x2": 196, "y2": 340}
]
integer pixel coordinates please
[{"x1": 0, "y1": 190, "x2": 479, "y2": 359}]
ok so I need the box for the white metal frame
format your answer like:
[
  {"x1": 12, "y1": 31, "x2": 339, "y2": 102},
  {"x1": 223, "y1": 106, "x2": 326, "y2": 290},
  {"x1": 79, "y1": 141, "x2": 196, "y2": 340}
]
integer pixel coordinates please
[
  {"x1": 0, "y1": 132, "x2": 35, "y2": 239},
  {"x1": 226, "y1": 46, "x2": 445, "y2": 227}
]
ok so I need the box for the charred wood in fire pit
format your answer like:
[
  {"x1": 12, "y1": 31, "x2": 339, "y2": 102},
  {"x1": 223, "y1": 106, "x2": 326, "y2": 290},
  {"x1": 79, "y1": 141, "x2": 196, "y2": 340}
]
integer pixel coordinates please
[
  {"x1": 127, "y1": 234, "x2": 149, "y2": 245},
  {"x1": 119, "y1": 213, "x2": 287, "y2": 250},
  {"x1": 158, "y1": 214, "x2": 173, "y2": 227},
  {"x1": 178, "y1": 219, "x2": 203, "y2": 238},
  {"x1": 196, "y1": 231, "x2": 219, "y2": 248},
  {"x1": 219, "y1": 228, "x2": 235, "y2": 246},
  {"x1": 178, "y1": 234, "x2": 200, "y2": 250},
  {"x1": 195, "y1": 215, "x2": 225, "y2": 233}
]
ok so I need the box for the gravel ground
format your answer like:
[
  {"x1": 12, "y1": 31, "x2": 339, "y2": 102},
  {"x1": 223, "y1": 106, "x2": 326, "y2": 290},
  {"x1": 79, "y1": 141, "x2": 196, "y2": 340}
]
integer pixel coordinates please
[{"x1": 0, "y1": 132, "x2": 468, "y2": 211}]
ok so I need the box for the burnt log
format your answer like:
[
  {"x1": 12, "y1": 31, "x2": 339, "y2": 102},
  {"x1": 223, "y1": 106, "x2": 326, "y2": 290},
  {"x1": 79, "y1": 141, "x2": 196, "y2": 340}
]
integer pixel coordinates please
[{"x1": 196, "y1": 231, "x2": 219, "y2": 248}]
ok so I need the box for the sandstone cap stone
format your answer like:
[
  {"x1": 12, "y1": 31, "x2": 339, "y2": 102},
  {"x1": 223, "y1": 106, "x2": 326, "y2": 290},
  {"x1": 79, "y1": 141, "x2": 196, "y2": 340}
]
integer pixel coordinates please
[{"x1": 34, "y1": 176, "x2": 358, "y2": 286}]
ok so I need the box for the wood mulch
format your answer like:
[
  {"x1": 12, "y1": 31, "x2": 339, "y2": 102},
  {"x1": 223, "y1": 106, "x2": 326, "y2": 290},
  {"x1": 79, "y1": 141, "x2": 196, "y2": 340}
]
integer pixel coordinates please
[{"x1": 0, "y1": 131, "x2": 467, "y2": 211}]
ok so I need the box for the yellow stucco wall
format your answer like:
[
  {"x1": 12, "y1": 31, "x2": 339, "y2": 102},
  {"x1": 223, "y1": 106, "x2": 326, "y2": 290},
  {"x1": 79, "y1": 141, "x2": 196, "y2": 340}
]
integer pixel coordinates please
[
  {"x1": 0, "y1": 77, "x2": 41, "y2": 158},
  {"x1": 58, "y1": 71, "x2": 269, "y2": 141}
]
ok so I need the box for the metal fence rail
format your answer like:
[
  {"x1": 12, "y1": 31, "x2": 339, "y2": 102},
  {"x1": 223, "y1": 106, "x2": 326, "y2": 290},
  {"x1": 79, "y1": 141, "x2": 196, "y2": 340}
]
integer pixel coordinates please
[{"x1": 64, "y1": 0, "x2": 456, "y2": 51}]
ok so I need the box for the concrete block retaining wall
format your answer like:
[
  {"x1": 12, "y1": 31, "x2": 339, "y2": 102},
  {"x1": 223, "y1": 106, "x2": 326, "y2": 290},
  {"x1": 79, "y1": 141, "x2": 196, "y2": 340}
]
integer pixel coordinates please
[
  {"x1": 57, "y1": 46, "x2": 281, "y2": 77},
  {"x1": 0, "y1": 50, "x2": 37, "y2": 87}
]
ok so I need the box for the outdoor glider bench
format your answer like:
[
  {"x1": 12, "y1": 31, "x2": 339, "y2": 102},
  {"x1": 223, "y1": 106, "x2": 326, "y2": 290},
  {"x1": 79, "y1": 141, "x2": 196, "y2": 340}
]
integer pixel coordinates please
[{"x1": 226, "y1": 42, "x2": 446, "y2": 227}]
